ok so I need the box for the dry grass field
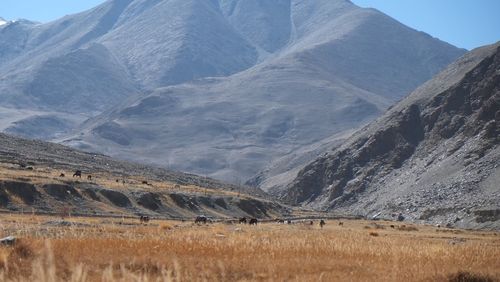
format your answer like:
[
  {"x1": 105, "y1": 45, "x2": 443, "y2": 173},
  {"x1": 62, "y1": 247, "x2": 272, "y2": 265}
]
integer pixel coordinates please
[{"x1": 0, "y1": 214, "x2": 498, "y2": 282}]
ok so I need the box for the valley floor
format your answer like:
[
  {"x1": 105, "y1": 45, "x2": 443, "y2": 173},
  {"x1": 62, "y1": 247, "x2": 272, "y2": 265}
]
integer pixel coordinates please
[{"x1": 0, "y1": 214, "x2": 498, "y2": 281}]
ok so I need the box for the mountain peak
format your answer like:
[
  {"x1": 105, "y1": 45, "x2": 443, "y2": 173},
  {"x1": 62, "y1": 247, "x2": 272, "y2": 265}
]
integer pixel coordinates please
[{"x1": 0, "y1": 17, "x2": 7, "y2": 26}]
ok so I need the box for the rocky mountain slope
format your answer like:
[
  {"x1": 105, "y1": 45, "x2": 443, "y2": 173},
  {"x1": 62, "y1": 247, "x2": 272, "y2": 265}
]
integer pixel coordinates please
[
  {"x1": 283, "y1": 42, "x2": 500, "y2": 229},
  {"x1": 40, "y1": 0, "x2": 464, "y2": 185},
  {"x1": 0, "y1": 132, "x2": 285, "y2": 219}
]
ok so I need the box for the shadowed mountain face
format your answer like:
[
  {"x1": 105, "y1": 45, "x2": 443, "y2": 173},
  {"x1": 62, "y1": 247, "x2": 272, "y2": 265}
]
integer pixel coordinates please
[
  {"x1": 0, "y1": 0, "x2": 465, "y2": 185},
  {"x1": 283, "y1": 43, "x2": 500, "y2": 229}
]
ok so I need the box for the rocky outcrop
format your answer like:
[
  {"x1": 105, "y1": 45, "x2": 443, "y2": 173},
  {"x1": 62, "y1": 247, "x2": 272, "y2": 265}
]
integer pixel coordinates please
[{"x1": 283, "y1": 43, "x2": 500, "y2": 229}]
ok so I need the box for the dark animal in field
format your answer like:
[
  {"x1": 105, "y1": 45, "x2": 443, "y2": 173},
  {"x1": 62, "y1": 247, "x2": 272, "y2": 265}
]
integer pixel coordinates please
[
  {"x1": 140, "y1": 216, "x2": 150, "y2": 223},
  {"x1": 239, "y1": 217, "x2": 247, "y2": 224},
  {"x1": 249, "y1": 218, "x2": 258, "y2": 225},
  {"x1": 87, "y1": 175, "x2": 92, "y2": 180},
  {"x1": 310, "y1": 221, "x2": 314, "y2": 225},
  {"x1": 338, "y1": 222, "x2": 344, "y2": 226},
  {"x1": 287, "y1": 220, "x2": 292, "y2": 224},
  {"x1": 26, "y1": 167, "x2": 34, "y2": 170},
  {"x1": 390, "y1": 225, "x2": 395, "y2": 229},
  {"x1": 319, "y1": 220, "x2": 326, "y2": 229},
  {"x1": 116, "y1": 179, "x2": 119, "y2": 183},
  {"x1": 397, "y1": 213, "x2": 405, "y2": 222},
  {"x1": 59, "y1": 173, "x2": 65, "y2": 177},
  {"x1": 73, "y1": 170, "x2": 82, "y2": 178},
  {"x1": 142, "y1": 181, "x2": 148, "y2": 185},
  {"x1": 195, "y1": 216, "x2": 208, "y2": 224},
  {"x1": 19, "y1": 163, "x2": 27, "y2": 168}
]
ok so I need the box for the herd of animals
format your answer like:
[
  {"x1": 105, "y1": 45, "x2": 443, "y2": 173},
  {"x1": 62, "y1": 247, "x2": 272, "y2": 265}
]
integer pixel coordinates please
[
  {"x1": 16, "y1": 165, "x2": 334, "y2": 228},
  {"x1": 192, "y1": 215, "x2": 328, "y2": 228}
]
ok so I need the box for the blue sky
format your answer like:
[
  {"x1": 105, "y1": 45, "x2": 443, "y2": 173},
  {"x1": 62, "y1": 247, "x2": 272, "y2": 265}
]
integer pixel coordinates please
[
  {"x1": 1, "y1": 0, "x2": 498, "y2": 50},
  {"x1": 0, "y1": 0, "x2": 106, "y2": 22},
  {"x1": 352, "y1": 0, "x2": 500, "y2": 50}
]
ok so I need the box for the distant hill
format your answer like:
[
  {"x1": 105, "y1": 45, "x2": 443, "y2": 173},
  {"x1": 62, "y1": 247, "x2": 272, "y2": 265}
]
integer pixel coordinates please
[
  {"x1": 283, "y1": 42, "x2": 500, "y2": 229},
  {"x1": 0, "y1": 132, "x2": 282, "y2": 218}
]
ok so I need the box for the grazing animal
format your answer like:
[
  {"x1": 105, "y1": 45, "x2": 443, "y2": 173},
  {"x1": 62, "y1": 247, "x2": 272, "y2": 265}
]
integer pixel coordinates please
[
  {"x1": 249, "y1": 218, "x2": 258, "y2": 225},
  {"x1": 116, "y1": 179, "x2": 119, "y2": 183},
  {"x1": 397, "y1": 213, "x2": 405, "y2": 222},
  {"x1": 73, "y1": 170, "x2": 82, "y2": 178},
  {"x1": 319, "y1": 220, "x2": 326, "y2": 229},
  {"x1": 338, "y1": 222, "x2": 344, "y2": 226},
  {"x1": 26, "y1": 167, "x2": 34, "y2": 170},
  {"x1": 140, "y1": 216, "x2": 150, "y2": 223},
  {"x1": 142, "y1": 181, "x2": 148, "y2": 185},
  {"x1": 59, "y1": 173, "x2": 65, "y2": 177},
  {"x1": 195, "y1": 216, "x2": 208, "y2": 224},
  {"x1": 310, "y1": 221, "x2": 314, "y2": 225},
  {"x1": 287, "y1": 220, "x2": 292, "y2": 224},
  {"x1": 87, "y1": 175, "x2": 92, "y2": 180},
  {"x1": 390, "y1": 225, "x2": 395, "y2": 229},
  {"x1": 239, "y1": 217, "x2": 247, "y2": 224}
]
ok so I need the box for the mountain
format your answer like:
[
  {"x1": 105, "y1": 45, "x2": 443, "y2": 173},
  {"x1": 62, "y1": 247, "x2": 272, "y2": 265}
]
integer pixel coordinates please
[
  {"x1": 283, "y1": 42, "x2": 500, "y2": 229},
  {"x1": 0, "y1": 0, "x2": 258, "y2": 138},
  {"x1": 0, "y1": 0, "x2": 465, "y2": 185}
]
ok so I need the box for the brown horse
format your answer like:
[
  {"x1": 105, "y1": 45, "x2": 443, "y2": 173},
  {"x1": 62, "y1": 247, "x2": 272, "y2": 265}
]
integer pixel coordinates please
[
  {"x1": 140, "y1": 216, "x2": 150, "y2": 223},
  {"x1": 319, "y1": 220, "x2": 326, "y2": 229}
]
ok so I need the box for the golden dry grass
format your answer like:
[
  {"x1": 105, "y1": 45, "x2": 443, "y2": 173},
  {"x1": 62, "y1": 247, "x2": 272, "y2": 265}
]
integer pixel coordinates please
[{"x1": 0, "y1": 214, "x2": 498, "y2": 281}]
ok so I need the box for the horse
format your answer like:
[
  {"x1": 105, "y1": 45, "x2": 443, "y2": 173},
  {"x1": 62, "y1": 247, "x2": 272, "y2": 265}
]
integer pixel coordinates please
[
  {"x1": 140, "y1": 215, "x2": 150, "y2": 223},
  {"x1": 195, "y1": 216, "x2": 208, "y2": 224},
  {"x1": 73, "y1": 170, "x2": 82, "y2": 178},
  {"x1": 249, "y1": 218, "x2": 258, "y2": 225},
  {"x1": 319, "y1": 220, "x2": 326, "y2": 229},
  {"x1": 239, "y1": 217, "x2": 247, "y2": 224}
]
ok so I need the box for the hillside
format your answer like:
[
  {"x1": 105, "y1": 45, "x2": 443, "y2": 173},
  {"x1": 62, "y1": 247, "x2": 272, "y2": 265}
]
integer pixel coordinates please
[
  {"x1": 283, "y1": 42, "x2": 500, "y2": 229},
  {"x1": 0, "y1": 133, "x2": 285, "y2": 219}
]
